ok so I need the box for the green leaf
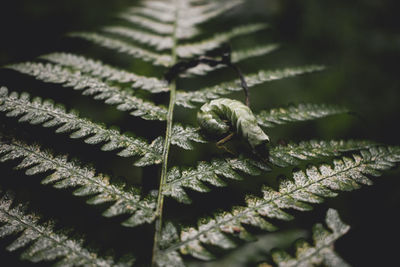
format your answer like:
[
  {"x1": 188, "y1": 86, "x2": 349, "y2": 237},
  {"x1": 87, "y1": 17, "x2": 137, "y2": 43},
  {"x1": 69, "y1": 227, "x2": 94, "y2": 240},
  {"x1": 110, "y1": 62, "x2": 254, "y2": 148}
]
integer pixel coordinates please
[
  {"x1": 40, "y1": 53, "x2": 168, "y2": 93},
  {"x1": 164, "y1": 156, "x2": 269, "y2": 204},
  {"x1": 0, "y1": 137, "x2": 156, "y2": 227},
  {"x1": 0, "y1": 190, "x2": 135, "y2": 266},
  {"x1": 103, "y1": 26, "x2": 174, "y2": 50},
  {"x1": 176, "y1": 66, "x2": 325, "y2": 108},
  {"x1": 0, "y1": 87, "x2": 162, "y2": 166},
  {"x1": 171, "y1": 124, "x2": 206, "y2": 150},
  {"x1": 176, "y1": 23, "x2": 269, "y2": 58},
  {"x1": 120, "y1": 0, "x2": 243, "y2": 40},
  {"x1": 5, "y1": 63, "x2": 168, "y2": 120},
  {"x1": 269, "y1": 139, "x2": 379, "y2": 167},
  {"x1": 68, "y1": 32, "x2": 173, "y2": 67},
  {"x1": 184, "y1": 44, "x2": 279, "y2": 77},
  {"x1": 164, "y1": 146, "x2": 400, "y2": 260},
  {"x1": 266, "y1": 209, "x2": 350, "y2": 267},
  {"x1": 257, "y1": 103, "x2": 350, "y2": 128}
]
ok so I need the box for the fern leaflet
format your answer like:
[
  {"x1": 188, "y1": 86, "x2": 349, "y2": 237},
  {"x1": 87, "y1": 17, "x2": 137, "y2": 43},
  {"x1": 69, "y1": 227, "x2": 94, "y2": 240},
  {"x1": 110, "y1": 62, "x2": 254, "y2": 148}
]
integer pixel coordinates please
[
  {"x1": 0, "y1": 137, "x2": 157, "y2": 227},
  {"x1": 0, "y1": 190, "x2": 135, "y2": 266},
  {"x1": 5, "y1": 63, "x2": 167, "y2": 120},
  {"x1": 0, "y1": 87, "x2": 163, "y2": 166},
  {"x1": 262, "y1": 209, "x2": 350, "y2": 267},
  {"x1": 185, "y1": 44, "x2": 280, "y2": 77},
  {"x1": 162, "y1": 146, "x2": 400, "y2": 260},
  {"x1": 165, "y1": 140, "x2": 379, "y2": 204},
  {"x1": 40, "y1": 53, "x2": 168, "y2": 93},
  {"x1": 256, "y1": 103, "x2": 350, "y2": 128},
  {"x1": 176, "y1": 66, "x2": 325, "y2": 108},
  {"x1": 176, "y1": 23, "x2": 269, "y2": 58},
  {"x1": 68, "y1": 32, "x2": 173, "y2": 67}
]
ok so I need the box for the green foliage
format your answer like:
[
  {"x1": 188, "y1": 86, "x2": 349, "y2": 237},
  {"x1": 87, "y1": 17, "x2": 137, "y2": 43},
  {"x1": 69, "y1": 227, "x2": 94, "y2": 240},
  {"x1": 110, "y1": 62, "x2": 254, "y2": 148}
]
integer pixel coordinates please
[
  {"x1": 0, "y1": 190, "x2": 135, "y2": 266},
  {"x1": 0, "y1": 0, "x2": 399, "y2": 266},
  {"x1": 160, "y1": 146, "x2": 400, "y2": 262},
  {"x1": 261, "y1": 209, "x2": 350, "y2": 267},
  {"x1": 0, "y1": 136, "x2": 156, "y2": 227}
]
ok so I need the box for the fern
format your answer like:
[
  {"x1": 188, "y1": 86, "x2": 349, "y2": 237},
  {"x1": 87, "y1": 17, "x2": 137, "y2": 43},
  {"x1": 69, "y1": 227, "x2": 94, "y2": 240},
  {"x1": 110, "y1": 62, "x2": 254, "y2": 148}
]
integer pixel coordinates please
[
  {"x1": 40, "y1": 53, "x2": 169, "y2": 93},
  {"x1": 0, "y1": 87, "x2": 162, "y2": 166},
  {"x1": 164, "y1": 140, "x2": 379, "y2": 204},
  {"x1": 0, "y1": 190, "x2": 134, "y2": 266},
  {"x1": 6, "y1": 63, "x2": 168, "y2": 120},
  {"x1": 260, "y1": 209, "x2": 350, "y2": 267},
  {"x1": 0, "y1": 137, "x2": 156, "y2": 227},
  {"x1": 0, "y1": 0, "x2": 399, "y2": 266},
  {"x1": 176, "y1": 66, "x2": 325, "y2": 108},
  {"x1": 160, "y1": 146, "x2": 400, "y2": 262}
]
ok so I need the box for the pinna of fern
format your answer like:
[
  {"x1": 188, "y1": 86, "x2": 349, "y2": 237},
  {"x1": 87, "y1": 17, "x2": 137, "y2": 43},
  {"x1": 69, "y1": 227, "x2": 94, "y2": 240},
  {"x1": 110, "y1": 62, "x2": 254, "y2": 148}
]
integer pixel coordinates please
[{"x1": 0, "y1": 0, "x2": 399, "y2": 266}]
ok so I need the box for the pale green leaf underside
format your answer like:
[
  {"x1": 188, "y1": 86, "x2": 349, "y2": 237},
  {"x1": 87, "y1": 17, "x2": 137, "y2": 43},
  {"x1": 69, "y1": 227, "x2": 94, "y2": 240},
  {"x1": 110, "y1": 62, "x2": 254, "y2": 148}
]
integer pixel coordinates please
[
  {"x1": 184, "y1": 44, "x2": 280, "y2": 77},
  {"x1": 0, "y1": 87, "x2": 163, "y2": 167},
  {"x1": 164, "y1": 156, "x2": 269, "y2": 204},
  {"x1": 103, "y1": 26, "x2": 174, "y2": 51},
  {"x1": 5, "y1": 62, "x2": 168, "y2": 121},
  {"x1": 269, "y1": 139, "x2": 378, "y2": 167},
  {"x1": 176, "y1": 66, "x2": 326, "y2": 108},
  {"x1": 165, "y1": 146, "x2": 400, "y2": 260},
  {"x1": 69, "y1": 32, "x2": 173, "y2": 67},
  {"x1": 257, "y1": 103, "x2": 350, "y2": 129},
  {"x1": 0, "y1": 191, "x2": 134, "y2": 266},
  {"x1": 40, "y1": 52, "x2": 168, "y2": 93},
  {"x1": 176, "y1": 23, "x2": 269, "y2": 58},
  {"x1": 103, "y1": 23, "x2": 268, "y2": 58},
  {"x1": 165, "y1": 140, "x2": 378, "y2": 204},
  {"x1": 129, "y1": 0, "x2": 243, "y2": 27},
  {"x1": 267, "y1": 209, "x2": 350, "y2": 267},
  {"x1": 121, "y1": 0, "x2": 243, "y2": 40},
  {"x1": 0, "y1": 138, "x2": 156, "y2": 227}
]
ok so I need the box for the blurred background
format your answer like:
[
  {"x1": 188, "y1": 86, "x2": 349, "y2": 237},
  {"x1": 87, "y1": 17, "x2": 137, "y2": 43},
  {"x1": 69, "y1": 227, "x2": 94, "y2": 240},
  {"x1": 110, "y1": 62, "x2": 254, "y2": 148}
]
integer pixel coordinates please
[{"x1": 0, "y1": 0, "x2": 399, "y2": 266}]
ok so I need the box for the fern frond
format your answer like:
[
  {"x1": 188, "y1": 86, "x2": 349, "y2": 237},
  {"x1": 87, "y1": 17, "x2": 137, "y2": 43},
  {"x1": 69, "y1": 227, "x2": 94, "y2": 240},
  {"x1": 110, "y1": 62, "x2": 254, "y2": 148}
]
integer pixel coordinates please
[
  {"x1": 68, "y1": 32, "x2": 173, "y2": 67},
  {"x1": 5, "y1": 63, "x2": 168, "y2": 120},
  {"x1": 269, "y1": 139, "x2": 379, "y2": 167},
  {"x1": 256, "y1": 103, "x2": 350, "y2": 128},
  {"x1": 164, "y1": 140, "x2": 377, "y2": 204},
  {"x1": 119, "y1": 14, "x2": 179, "y2": 37},
  {"x1": 130, "y1": 0, "x2": 243, "y2": 27},
  {"x1": 0, "y1": 190, "x2": 135, "y2": 266},
  {"x1": 0, "y1": 87, "x2": 162, "y2": 166},
  {"x1": 121, "y1": 0, "x2": 243, "y2": 40},
  {"x1": 164, "y1": 146, "x2": 400, "y2": 260},
  {"x1": 176, "y1": 66, "x2": 325, "y2": 108},
  {"x1": 184, "y1": 44, "x2": 280, "y2": 76},
  {"x1": 0, "y1": 138, "x2": 157, "y2": 227},
  {"x1": 40, "y1": 53, "x2": 168, "y2": 93},
  {"x1": 171, "y1": 124, "x2": 206, "y2": 150},
  {"x1": 164, "y1": 156, "x2": 269, "y2": 204},
  {"x1": 232, "y1": 44, "x2": 280, "y2": 63},
  {"x1": 176, "y1": 23, "x2": 269, "y2": 58},
  {"x1": 103, "y1": 26, "x2": 174, "y2": 51},
  {"x1": 177, "y1": 0, "x2": 244, "y2": 27},
  {"x1": 264, "y1": 209, "x2": 350, "y2": 267}
]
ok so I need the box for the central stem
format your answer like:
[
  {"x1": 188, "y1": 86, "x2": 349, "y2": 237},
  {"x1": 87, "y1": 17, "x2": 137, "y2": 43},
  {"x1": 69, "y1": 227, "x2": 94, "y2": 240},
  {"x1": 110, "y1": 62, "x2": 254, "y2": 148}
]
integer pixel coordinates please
[{"x1": 151, "y1": 2, "x2": 179, "y2": 265}]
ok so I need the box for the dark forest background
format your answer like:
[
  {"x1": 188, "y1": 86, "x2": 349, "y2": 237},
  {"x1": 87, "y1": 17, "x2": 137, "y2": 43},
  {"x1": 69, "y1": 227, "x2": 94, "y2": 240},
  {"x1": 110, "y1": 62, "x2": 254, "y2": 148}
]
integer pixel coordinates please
[{"x1": 1, "y1": 0, "x2": 400, "y2": 266}]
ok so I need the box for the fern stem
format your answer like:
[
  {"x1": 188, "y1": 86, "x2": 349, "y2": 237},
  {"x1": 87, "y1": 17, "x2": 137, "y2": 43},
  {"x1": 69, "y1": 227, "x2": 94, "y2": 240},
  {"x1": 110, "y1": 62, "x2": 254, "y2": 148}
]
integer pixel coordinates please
[{"x1": 151, "y1": 1, "x2": 179, "y2": 265}]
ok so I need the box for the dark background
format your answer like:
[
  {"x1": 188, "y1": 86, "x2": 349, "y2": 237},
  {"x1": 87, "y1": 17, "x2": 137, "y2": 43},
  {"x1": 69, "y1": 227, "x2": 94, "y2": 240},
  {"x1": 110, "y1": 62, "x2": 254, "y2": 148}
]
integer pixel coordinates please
[{"x1": 1, "y1": 0, "x2": 400, "y2": 266}]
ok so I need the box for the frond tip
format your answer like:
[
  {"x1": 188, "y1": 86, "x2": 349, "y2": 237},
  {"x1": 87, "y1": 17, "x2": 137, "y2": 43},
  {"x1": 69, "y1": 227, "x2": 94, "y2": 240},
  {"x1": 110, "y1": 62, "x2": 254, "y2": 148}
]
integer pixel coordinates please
[
  {"x1": 260, "y1": 209, "x2": 350, "y2": 267},
  {"x1": 0, "y1": 190, "x2": 135, "y2": 266}
]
